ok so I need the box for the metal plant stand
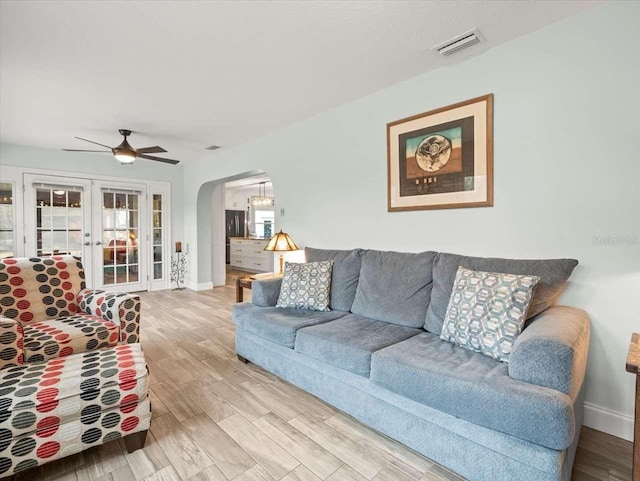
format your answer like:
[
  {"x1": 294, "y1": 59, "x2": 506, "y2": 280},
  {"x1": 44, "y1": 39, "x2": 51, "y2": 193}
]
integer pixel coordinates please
[{"x1": 170, "y1": 251, "x2": 187, "y2": 290}]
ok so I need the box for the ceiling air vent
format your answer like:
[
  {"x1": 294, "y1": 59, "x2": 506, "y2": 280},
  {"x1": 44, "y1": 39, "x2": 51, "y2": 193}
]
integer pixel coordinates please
[
  {"x1": 206, "y1": 145, "x2": 221, "y2": 151},
  {"x1": 432, "y1": 28, "x2": 483, "y2": 57}
]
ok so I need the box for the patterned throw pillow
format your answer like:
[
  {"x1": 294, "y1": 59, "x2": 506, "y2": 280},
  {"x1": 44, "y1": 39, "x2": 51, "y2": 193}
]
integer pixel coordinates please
[
  {"x1": 276, "y1": 261, "x2": 334, "y2": 311},
  {"x1": 440, "y1": 267, "x2": 540, "y2": 362}
]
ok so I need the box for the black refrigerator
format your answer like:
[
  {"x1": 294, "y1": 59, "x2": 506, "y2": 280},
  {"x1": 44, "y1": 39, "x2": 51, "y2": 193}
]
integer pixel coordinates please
[{"x1": 226, "y1": 210, "x2": 246, "y2": 264}]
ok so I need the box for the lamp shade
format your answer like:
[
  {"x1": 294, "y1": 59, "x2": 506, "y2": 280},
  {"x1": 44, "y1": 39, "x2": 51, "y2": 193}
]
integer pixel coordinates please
[{"x1": 264, "y1": 230, "x2": 298, "y2": 252}]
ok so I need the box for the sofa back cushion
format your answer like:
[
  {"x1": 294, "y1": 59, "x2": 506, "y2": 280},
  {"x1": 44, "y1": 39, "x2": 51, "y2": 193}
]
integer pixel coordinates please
[
  {"x1": 351, "y1": 250, "x2": 436, "y2": 328},
  {"x1": 425, "y1": 252, "x2": 578, "y2": 335},
  {"x1": 0, "y1": 256, "x2": 86, "y2": 324},
  {"x1": 305, "y1": 247, "x2": 363, "y2": 312}
]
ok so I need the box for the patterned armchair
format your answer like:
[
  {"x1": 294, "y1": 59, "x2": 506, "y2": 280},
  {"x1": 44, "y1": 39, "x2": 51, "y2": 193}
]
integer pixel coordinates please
[{"x1": 0, "y1": 256, "x2": 140, "y2": 368}]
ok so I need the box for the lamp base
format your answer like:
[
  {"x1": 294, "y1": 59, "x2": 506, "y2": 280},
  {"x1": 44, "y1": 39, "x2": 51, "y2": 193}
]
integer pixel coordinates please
[{"x1": 279, "y1": 254, "x2": 284, "y2": 274}]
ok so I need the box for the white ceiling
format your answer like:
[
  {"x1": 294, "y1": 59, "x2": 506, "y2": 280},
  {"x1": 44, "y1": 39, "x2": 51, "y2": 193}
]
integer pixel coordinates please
[{"x1": 0, "y1": 0, "x2": 601, "y2": 164}]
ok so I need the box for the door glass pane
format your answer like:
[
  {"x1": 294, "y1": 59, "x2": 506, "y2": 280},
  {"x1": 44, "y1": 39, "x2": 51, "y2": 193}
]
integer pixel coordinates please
[
  {"x1": 0, "y1": 182, "x2": 14, "y2": 258},
  {"x1": 128, "y1": 194, "x2": 138, "y2": 210},
  {"x1": 35, "y1": 187, "x2": 83, "y2": 257},
  {"x1": 102, "y1": 190, "x2": 140, "y2": 286},
  {"x1": 115, "y1": 193, "x2": 127, "y2": 209},
  {"x1": 152, "y1": 194, "x2": 163, "y2": 279},
  {"x1": 153, "y1": 263, "x2": 162, "y2": 279}
]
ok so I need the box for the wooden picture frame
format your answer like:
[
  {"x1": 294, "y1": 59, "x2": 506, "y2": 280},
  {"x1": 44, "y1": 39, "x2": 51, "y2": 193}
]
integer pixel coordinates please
[{"x1": 387, "y1": 94, "x2": 493, "y2": 212}]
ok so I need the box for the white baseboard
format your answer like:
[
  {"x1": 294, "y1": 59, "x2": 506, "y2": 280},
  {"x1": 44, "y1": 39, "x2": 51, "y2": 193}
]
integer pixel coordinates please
[
  {"x1": 186, "y1": 281, "x2": 213, "y2": 291},
  {"x1": 583, "y1": 402, "x2": 634, "y2": 441}
]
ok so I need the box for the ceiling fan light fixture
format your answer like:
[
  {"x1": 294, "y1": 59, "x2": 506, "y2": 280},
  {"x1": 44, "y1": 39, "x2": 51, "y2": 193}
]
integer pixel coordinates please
[{"x1": 114, "y1": 150, "x2": 136, "y2": 164}]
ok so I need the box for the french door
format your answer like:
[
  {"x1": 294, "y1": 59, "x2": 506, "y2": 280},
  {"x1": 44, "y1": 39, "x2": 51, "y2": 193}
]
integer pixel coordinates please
[{"x1": 24, "y1": 174, "x2": 148, "y2": 292}]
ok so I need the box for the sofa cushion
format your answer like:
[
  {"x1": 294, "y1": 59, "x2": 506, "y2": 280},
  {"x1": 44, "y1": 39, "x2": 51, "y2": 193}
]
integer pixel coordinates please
[
  {"x1": 351, "y1": 250, "x2": 436, "y2": 328},
  {"x1": 23, "y1": 314, "x2": 120, "y2": 363},
  {"x1": 276, "y1": 261, "x2": 333, "y2": 311},
  {"x1": 440, "y1": 267, "x2": 539, "y2": 362},
  {"x1": 370, "y1": 332, "x2": 575, "y2": 450},
  {"x1": 425, "y1": 253, "x2": 579, "y2": 335},
  {"x1": 295, "y1": 314, "x2": 421, "y2": 376},
  {"x1": 305, "y1": 247, "x2": 363, "y2": 312},
  {"x1": 233, "y1": 303, "x2": 347, "y2": 348}
]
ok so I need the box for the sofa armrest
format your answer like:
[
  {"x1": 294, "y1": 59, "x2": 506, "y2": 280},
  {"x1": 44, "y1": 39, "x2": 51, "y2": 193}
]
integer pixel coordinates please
[
  {"x1": 0, "y1": 317, "x2": 24, "y2": 369},
  {"x1": 77, "y1": 289, "x2": 141, "y2": 343},
  {"x1": 508, "y1": 305, "x2": 590, "y2": 398},
  {"x1": 251, "y1": 277, "x2": 283, "y2": 307}
]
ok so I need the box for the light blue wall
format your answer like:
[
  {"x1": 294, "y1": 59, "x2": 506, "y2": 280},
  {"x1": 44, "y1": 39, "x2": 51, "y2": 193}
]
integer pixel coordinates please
[
  {"x1": 183, "y1": 2, "x2": 640, "y2": 436},
  {"x1": 0, "y1": 142, "x2": 184, "y2": 248}
]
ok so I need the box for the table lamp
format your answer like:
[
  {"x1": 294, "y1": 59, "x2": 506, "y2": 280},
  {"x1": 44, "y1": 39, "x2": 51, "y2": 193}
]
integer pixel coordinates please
[{"x1": 264, "y1": 230, "x2": 298, "y2": 274}]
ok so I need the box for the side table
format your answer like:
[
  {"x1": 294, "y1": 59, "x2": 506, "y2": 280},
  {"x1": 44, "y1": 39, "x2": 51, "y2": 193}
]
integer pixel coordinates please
[
  {"x1": 236, "y1": 276, "x2": 253, "y2": 302},
  {"x1": 626, "y1": 332, "x2": 640, "y2": 481}
]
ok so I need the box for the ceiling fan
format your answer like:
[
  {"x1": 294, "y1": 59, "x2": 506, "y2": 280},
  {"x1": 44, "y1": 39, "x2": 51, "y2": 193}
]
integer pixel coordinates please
[{"x1": 63, "y1": 129, "x2": 180, "y2": 165}]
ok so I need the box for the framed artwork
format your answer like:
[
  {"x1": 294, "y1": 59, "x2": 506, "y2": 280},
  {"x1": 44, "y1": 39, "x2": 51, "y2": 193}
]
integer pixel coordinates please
[{"x1": 387, "y1": 94, "x2": 493, "y2": 211}]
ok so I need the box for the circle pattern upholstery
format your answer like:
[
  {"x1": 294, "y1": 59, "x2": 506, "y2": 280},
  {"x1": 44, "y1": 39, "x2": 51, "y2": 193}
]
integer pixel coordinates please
[{"x1": 0, "y1": 344, "x2": 149, "y2": 476}]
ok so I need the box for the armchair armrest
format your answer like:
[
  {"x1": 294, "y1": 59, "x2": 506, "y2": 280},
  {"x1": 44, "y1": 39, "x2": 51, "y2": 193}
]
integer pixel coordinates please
[
  {"x1": 77, "y1": 289, "x2": 141, "y2": 344},
  {"x1": 509, "y1": 306, "x2": 590, "y2": 398},
  {"x1": 0, "y1": 317, "x2": 24, "y2": 369},
  {"x1": 251, "y1": 277, "x2": 283, "y2": 307}
]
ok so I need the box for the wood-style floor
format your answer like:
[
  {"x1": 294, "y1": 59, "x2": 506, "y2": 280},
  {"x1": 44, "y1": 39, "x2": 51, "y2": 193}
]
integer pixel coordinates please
[{"x1": 17, "y1": 286, "x2": 632, "y2": 481}]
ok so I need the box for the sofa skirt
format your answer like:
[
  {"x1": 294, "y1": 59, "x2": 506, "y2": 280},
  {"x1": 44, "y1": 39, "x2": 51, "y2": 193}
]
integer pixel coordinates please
[{"x1": 236, "y1": 329, "x2": 583, "y2": 481}]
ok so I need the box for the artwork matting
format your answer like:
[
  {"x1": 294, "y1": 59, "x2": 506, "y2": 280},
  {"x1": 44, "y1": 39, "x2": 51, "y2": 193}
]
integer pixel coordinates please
[{"x1": 387, "y1": 94, "x2": 493, "y2": 211}]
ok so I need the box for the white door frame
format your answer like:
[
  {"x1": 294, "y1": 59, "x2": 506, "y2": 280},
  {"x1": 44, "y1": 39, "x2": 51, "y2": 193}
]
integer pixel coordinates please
[{"x1": 92, "y1": 180, "x2": 148, "y2": 292}]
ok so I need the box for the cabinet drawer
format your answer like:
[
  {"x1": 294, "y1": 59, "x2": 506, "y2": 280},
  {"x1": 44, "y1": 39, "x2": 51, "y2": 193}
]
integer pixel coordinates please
[
  {"x1": 230, "y1": 244, "x2": 249, "y2": 255},
  {"x1": 246, "y1": 247, "x2": 270, "y2": 259},
  {"x1": 230, "y1": 254, "x2": 273, "y2": 272},
  {"x1": 244, "y1": 258, "x2": 270, "y2": 270},
  {"x1": 230, "y1": 255, "x2": 246, "y2": 267}
]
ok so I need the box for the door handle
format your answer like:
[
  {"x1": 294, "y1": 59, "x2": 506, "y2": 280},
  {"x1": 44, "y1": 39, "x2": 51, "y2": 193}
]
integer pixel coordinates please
[
  {"x1": 95, "y1": 241, "x2": 102, "y2": 245},
  {"x1": 84, "y1": 241, "x2": 91, "y2": 246}
]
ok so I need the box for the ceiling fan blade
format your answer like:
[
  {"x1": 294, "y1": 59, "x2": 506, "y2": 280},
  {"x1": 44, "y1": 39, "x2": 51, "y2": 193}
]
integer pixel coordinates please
[
  {"x1": 62, "y1": 149, "x2": 111, "y2": 152},
  {"x1": 136, "y1": 146, "x2": 167, "y2": 154},
  {"x1": 75, "y1": 137, "x2": 113, "y2": 149},
  {"x1": 138, "y1": 154, "x2": 180, "y2": 165}
]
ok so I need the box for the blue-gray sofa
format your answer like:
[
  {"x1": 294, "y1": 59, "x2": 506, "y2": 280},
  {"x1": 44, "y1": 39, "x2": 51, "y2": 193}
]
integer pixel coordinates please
[{"x1": 232, "y1": 248, "x2": 589, "y2": 481}]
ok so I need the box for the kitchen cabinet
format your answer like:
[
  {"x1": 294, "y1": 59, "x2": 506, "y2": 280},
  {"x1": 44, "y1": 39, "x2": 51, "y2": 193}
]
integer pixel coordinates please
[{"x1": 229, "y1": 238, "x2": 274, "y2": 273}]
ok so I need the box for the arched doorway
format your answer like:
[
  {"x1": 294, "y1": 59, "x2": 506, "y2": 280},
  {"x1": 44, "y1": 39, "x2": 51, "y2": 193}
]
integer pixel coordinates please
[{"x1": 196, "y1": 170, "x2": 274, "y2": 288}]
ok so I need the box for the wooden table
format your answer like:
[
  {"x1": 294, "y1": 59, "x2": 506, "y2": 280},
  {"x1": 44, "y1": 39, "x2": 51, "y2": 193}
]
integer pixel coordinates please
[
  {"x1": 235, "y1": 276, "x2": 253, "y2": 302},
  {"x1": 627, "y1": 332, "x2": 640, "y2": 481}
]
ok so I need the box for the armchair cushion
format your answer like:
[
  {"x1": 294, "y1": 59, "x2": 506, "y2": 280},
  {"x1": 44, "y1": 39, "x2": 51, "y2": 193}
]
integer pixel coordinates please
[
  {"x1": 508, "y1": 306, "x2": 590, "y2": 398},
  {"x1": 0, "y1": 256, "x2": 86, "y2": 324},
  {"x1": 22, "y1": 314, "x2": 119, "y2": 363},
  {"x1": 77, "y1": 289, "x2": 140, "y2": 344},
  {"x1": 0, "y1": 317, "x2": 24, "y2": 369}
]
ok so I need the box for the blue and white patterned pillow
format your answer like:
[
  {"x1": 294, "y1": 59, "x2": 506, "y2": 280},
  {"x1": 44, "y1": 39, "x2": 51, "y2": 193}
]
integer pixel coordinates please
[
  {"x1": 440, "y1": 266, "x2": 539, "y2": 362},
  {"x1": 276, "y1": 261, "x2": 333, "y2": 311}
]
